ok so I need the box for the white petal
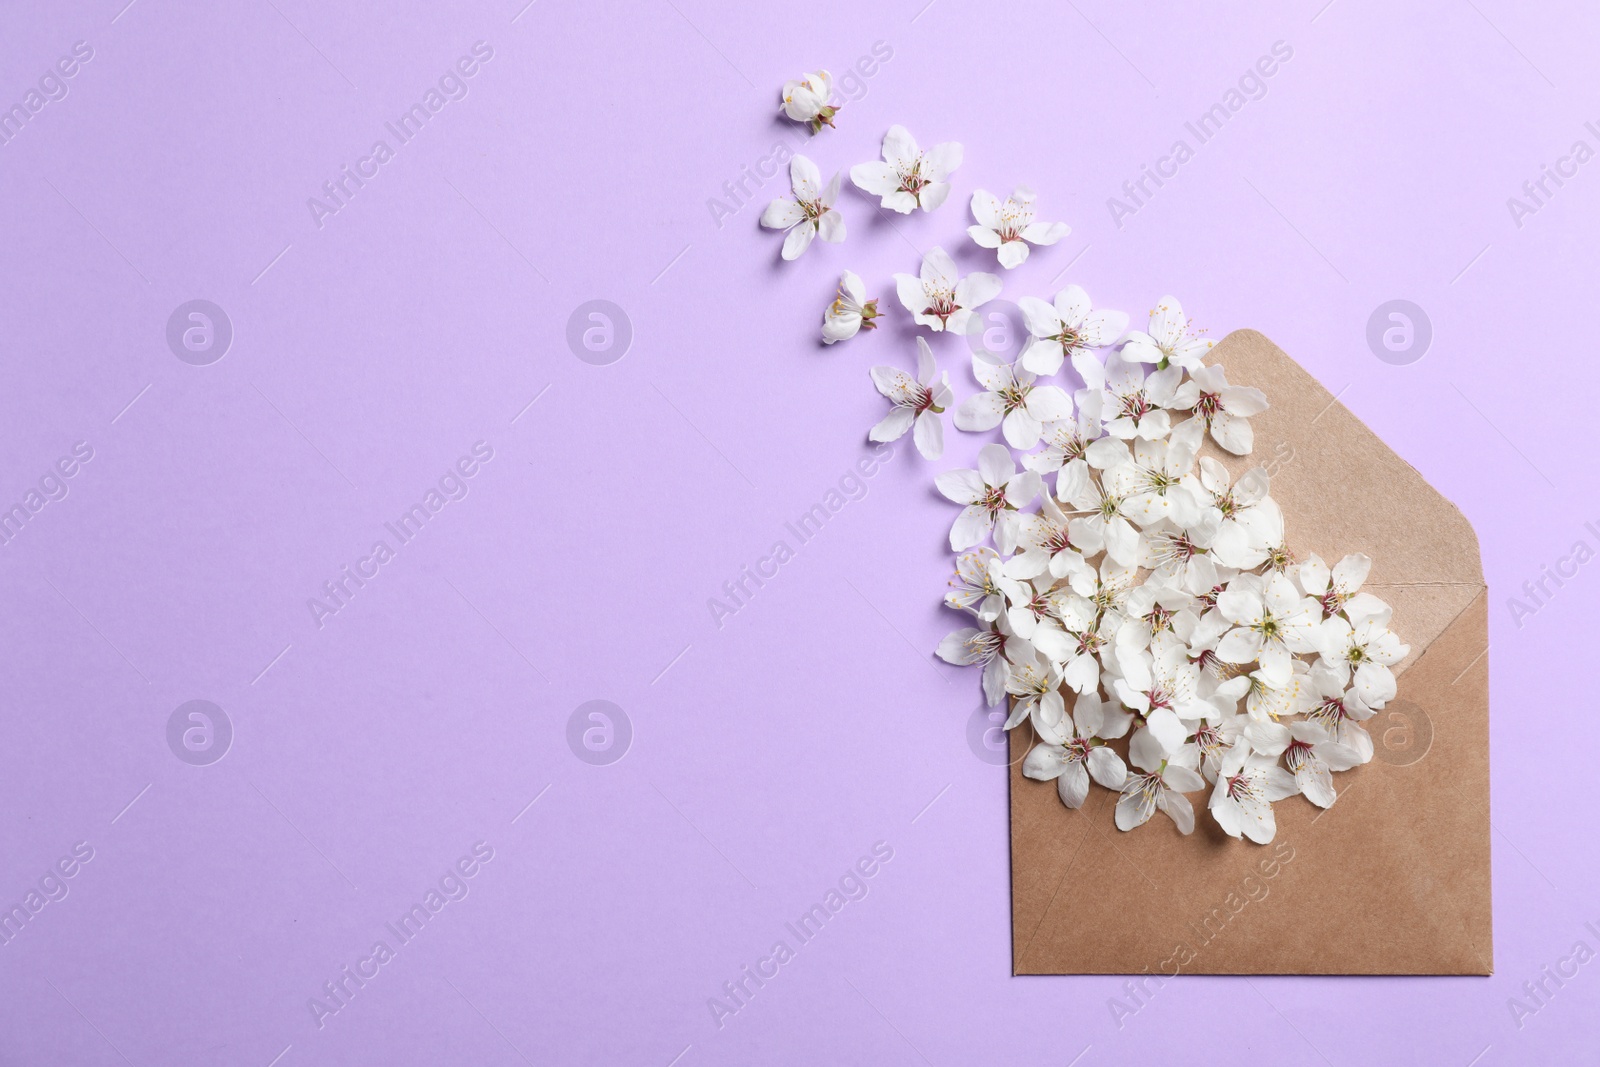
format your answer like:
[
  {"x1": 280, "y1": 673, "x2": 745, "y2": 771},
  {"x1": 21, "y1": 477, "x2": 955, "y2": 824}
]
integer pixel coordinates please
[
  {"x1": 996, "y1": 241, "x2": 1030, "y2": 269},
  {"x1": 1116, "y1": 786, "x2": 1157, "y2": 831},
  {"x1": 1057, "y1": 761, "x2": 1091, "y2": 808},
  {"x1": 913, "y1": 411, "x2": 944, "y2": 459},
  {"x1": 881, "y1": 124, "x2": 919, "y2": 168},
  {"x1": 781, "y1": 224, "x2": 816, "y2": 260},
  {"x1": 790, "y1": 155, "x2": 821, "y2": 201},
  {"x1": 881, "y1": 190, "x2": 918, "y2": 214},
  {"x1": 922, "y1": 247, "x2": 958, "y2": 290},
  {"x1": 1087, "y1": 747, "x2": 1127, "y2": 790},
  {"x1": 817, "y1": 209, "x2": 845, "y2": 243},
  {"x1": 850, "y1": 161, "x2": 900, "y2": 196},
  {"x1": 760, "y1": 199, "x2": 805, "y2": 229},
  {"x1": 869, "y1": 406, "x2": 915, "y2": 442},
  {"x1": 1158, "y1": 790, "x2": 1195, "y2": 834},
  {"x1": 894, "y1": 273, "x2": 928, "y2": 315},
  {"x1": 970, "y1": 189, "x2": 1003, "y2": 229},
  {"x1": 977, "y1": 442, "x2": 1014, "y2": 486},
  {"x1": 955, "y1": 271, "x2": 1002, "y2": 310},
  {"x1": 934, "y1": 467, "x2": 985, "y2": 504},
  {"x1": 967, "y1": 225, "x2": 1002, "y2": 249},
  {"x1": 1023, "y1": 743, "x2": 1068, "y2": 780},
  {"x1": 1022, "y1": 221, "x2": 1070, "y2": 246},
  {"x1": 1002, "y1": 407, "x2": 1044, "y2": 450},
  {"x1": 935, "y1": 627, "x2": 981, "y2": 665},
  {"x1": 1333, "y1": 553, "x2": 1372, "y2": 592},
  {"x1": 923, "y1": 141, "x2": 963, "y2": 180},
  {"x1": 950, "y1": 505, "x2": 993, "y2": 550},
  {"x1": 917, "y1": 181, "x2": 952, "y2": 212}
]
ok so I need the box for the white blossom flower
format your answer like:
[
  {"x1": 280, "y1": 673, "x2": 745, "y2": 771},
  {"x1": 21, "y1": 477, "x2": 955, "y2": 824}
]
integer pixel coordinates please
[
  {"x1": 967, "y1": 186, "x2": 1070, "y2": 269},
  {"x1": 1002, "y1": 649, "x2": 1065, "y2": 731},
  {"x1": 1304, "y1": 666, "x2": 1377, "y2": 763},
  {"x1": 1298, "y1": 553, "x2": 1387, "y2": 623},
  {"x1": 1187, "y1": 458, "x2": 1283, "y2": 571},
  {"x1": 869, "y1": 337, "x2": 951, "y2": 459},
  {"x1": 1005, "y1": 491, "x2": 1101, "y2": 583},
  {"x1": 760, "y1": 156, "x2": 844, "y2": 260},
  {"x1": 1117, "y1": 581, "x2": 1198, "y2": 655},
  {"x1": 1172, "y1": 364, "x2": 1268, "y2": 455},
  {"x1": 1209, "y1": 745, "x2": 1299, "y2": 844},
  {"x1": 1081, "y1": 354, "x2": 1182, "y2": 441},
  {"x1": 954, "y1": 352, "x2": 1072, "y2": 449},
  {"x1": 1017, "y1": 286, "x2": 1129, "y2": 377},
  {"x1": 1113, "y1": 638, "x2": 1219, "y2": 754},
  {"x1": 1116, "y1": 727, "x2": 1205, "y2": 833},
  {"x1": 1215, "y1": 572, "x2": 1321, "y2": 686},
  {"x1": 1114, "y1": 430, "x2": 1203, "y2": 529},
  {"x1": 849, "y1": 125, "x2": 962, "y2": 213},
  {"x1": 997, "y1": 571, "x2": 1066, "y2": 643},
  {"x1": 1221, "y1": 661, "x2": 1315, "y2": 722},
  {"x1": 1023, "y1": 403, "x2": 1102, "y2": 483},
  {"x1": 1315, "y1": 604, "x2": 1409, "y2": 708},
  {"x1": 1032, "y1": 593, "x2": 1120, "y2": 695},
  {"x1": 1023, "y1": 694, "x2": 1129, "y2": 809},
  {"x1": 822, "y1": 271, "x2": 879, "y2": 344},
  {"x1": 1058, "y1": 465, "x2": 1143, "y2": 567},
  {"x1": 1186, "y1": 709, "x2": 1254, "y2": 783},
  {"x1": 945, "y1": 547, "x2": 1006, "y2": 621},
  {"x1": 937, "y1": 616, "x2": 1027, "y2": 707},
  {"x1": 780, "y1": 70, "x2": 837, "y2": 131},
  {"x1": 934, "y1": 442, "x2": 1041, "y2": 551},
  {"x1": 1143, "y1": 514, "x2": 1222, "y2": 591},
  {"x1": 1120, "y1": 296, "x2": 1214, "y2": 371},
  {"x1": 894, "y1": 247, "x2": 1000, "y2": 333},
  {"x1": 1279, "y1": 721, "x2": 1362, "y2": 808}
]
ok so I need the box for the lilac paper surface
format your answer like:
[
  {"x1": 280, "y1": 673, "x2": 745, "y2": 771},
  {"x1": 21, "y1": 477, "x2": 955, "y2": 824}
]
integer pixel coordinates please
[{"x1": 0, "y1": 0, "x2": 1595, "y2": 1063}]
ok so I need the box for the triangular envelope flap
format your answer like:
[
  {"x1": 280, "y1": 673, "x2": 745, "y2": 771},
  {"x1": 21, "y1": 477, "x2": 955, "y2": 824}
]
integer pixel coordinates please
[{"x1": 1209, "y1": 330, "x2": 1485, "y2": 670}]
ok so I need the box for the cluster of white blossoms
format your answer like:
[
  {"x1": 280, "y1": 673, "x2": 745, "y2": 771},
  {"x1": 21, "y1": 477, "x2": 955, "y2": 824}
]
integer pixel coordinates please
[
  {"x1": 761, "y1": 122, "x2": 1071, "y2": 267},
  {"x1": 926, "y1": 298, "x2": 1411, "y2": 843},
  {"x1": 768, "y1": 88, "x2": 1407, "y2": 844}
]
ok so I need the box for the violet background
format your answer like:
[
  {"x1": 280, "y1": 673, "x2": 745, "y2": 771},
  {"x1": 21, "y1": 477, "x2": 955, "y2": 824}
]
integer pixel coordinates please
[{"x1": 0, "y1": 0, "x2": 1593, "y2": 1063}]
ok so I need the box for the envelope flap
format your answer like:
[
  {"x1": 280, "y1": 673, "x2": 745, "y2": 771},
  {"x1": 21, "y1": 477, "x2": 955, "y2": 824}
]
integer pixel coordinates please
[{"x1": 1210, "y1": 329, "x2": 1485, "y2": 669}]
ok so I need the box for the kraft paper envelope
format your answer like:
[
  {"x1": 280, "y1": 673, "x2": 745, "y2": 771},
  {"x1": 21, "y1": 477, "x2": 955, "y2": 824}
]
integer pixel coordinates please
[{"x1": 1009, "y1": 328, "x2": 1492, "y2": 976}]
